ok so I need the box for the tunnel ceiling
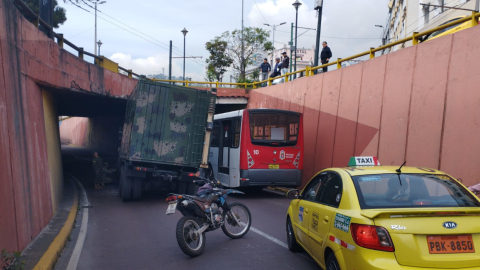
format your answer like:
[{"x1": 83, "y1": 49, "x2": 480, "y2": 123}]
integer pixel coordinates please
[{"x1": 46, "y1": 87, "x2": 128, "y2": 117}]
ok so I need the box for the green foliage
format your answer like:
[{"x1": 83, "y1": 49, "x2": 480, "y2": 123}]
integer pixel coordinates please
[
  {"x1": 250, "y1": 69, "x2": 260, "y2": 81},
  {"x1": 235, "y1": 77, "x2": 254, "y2": 90},
  {"x1": 16, "y1": 0, "x2": 67, "y2": 28},
  {"x1": 1, "y1": 249, "x2": 24, "y2": 270},
  {"x1": 205, "y1": 37, "x2": 233, "y2": 82},
  {"x1": 204, "y1": 67, "x2": 216, "y2": 82},
  {"x1": 218, "y1": 27, "x2": 273, "y2": 80}
]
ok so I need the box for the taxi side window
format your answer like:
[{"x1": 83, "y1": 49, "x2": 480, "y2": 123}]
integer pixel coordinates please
[
  {"x1": 301, "y1": 173, "x2": 326, "y2": 201},
  {"x1": 317, "y1": 172, "x2": 343, "y2": 208}
]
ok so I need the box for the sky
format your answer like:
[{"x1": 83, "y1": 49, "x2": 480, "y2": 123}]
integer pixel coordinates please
[{"x1": 56, "y1": 0, "x2": 389, "y2": 81}]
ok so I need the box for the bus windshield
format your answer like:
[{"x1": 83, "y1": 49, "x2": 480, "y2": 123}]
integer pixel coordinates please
[{"x1": 249, "y1": 112, "x2": 300, "y2": 146}]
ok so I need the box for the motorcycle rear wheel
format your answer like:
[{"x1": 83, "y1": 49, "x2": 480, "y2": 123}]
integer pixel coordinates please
[
  {"x1": 222, "y1": 202, "x2": 251, "y2": 239},
  {"x1": 175, "y1": 216, "x2": 206, "y2": 257}
]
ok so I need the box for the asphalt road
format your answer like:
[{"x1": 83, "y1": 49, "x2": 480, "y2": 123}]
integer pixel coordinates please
[{"x1": 60, "y1": 145, "x2": 319, "y2": 270}]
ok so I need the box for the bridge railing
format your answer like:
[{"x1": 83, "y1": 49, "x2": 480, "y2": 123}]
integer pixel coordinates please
[{"x1": 13, "y1": 0, "x2": 479, "y2": 89}]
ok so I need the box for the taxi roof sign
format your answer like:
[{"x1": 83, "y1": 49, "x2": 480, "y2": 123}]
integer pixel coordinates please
[{"x1": 348, "y1": 156, "x2": 381, "y2": 166}]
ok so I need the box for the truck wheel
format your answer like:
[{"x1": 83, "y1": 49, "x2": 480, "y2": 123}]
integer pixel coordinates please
[
  {"x1": 132, "y1": 178, "x2": 142, "y2": 200},
  {"x1": 121, "y1": 175, "x2": 132, "y2": 201}
]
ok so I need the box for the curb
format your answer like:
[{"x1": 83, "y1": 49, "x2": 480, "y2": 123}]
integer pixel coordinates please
[{"x1": 33, "y1": 184, "x2": 78, "y2": 270}]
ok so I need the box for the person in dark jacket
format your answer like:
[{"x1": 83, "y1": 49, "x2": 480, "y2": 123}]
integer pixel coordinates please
[
  {"x1": 259, "y1": 58, "x2": 271, "y2": 86},
  {"x1": 270, "y1": 57, "x2": 282, "y2": 78},
  {"x1": 320, "y1": 41, "x2": 332, "y2": 73},
  {"x1": 281, "y1": 52, "x2": 289, "y2": 75}
]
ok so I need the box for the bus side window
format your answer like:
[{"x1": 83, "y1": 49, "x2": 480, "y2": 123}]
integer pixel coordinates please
[
  {"x1": 232, "y1": 118, "x2": 241, "y2": 148},
  {"x1": 211, "y1": 122, "x2": 220, "y2": 147}
]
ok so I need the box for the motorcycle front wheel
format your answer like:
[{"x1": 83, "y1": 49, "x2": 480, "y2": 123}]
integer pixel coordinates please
[
  {"x1": 222, "y1": 202, "x2": 251, "y2": 239},
  {"x1": 175, "y1": 216, "x2": 206, "y2": 257}
]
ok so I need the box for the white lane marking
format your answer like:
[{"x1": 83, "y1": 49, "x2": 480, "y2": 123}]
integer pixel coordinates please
[
  {"x1": 66, "y1": 173, "x2": 89, "y2": 270},
  {"x1": 249, "y1": 226, "x2": 288, "y2": 249}
]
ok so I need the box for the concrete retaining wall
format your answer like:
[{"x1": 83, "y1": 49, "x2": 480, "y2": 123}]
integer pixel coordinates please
[
  {"x1": 248, "y1": 24, "x2": 480, "y2": 188},
  {"x1": 60, "y1": 116, "x2": 124, "y2": 155}
]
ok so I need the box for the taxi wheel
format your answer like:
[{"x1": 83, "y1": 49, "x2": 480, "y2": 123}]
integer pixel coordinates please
[
  {"x1": 286, "y1": 217, "x2": 301, "y2": 252},
  {"x1": 326, "y1": 253, "x2": 340, "y2": 270}
]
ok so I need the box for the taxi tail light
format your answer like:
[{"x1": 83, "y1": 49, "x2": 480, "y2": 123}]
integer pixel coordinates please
[{"x1": 351, "y1": 224, "x2": 394, "y2": 252}]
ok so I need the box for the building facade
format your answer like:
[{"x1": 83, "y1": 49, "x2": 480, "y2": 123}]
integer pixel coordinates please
[{"x1": 384, "y1": 0, "x2": 477, "y2": 52}]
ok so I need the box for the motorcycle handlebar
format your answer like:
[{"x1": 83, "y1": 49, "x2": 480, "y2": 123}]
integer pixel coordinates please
[{"x1": 193, "y1": 177, "x2": 221, "y2": 187}]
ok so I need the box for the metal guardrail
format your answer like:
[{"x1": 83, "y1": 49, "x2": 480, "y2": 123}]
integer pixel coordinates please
[{"x1": 12, "y1": 0, "x2": 479, "y2": 89}]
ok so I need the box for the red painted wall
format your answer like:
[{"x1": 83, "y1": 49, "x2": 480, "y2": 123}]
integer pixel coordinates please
[
  {"x1": 249, "y1": 25, "x2": 480, "y2": 188},
  {"x1": 0, "y1": 0, "x2": 135, "y2": 252}
]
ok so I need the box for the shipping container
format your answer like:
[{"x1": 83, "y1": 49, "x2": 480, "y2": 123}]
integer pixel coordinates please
[{"x1": 118, "y1": 79, "x2": 216, "y2": 200}]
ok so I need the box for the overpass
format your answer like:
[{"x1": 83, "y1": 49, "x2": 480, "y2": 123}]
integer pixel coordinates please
[
  {"x1": 0, "y1": 0, "x2": 247, "y2": 252},
  {"x1": 2, "y1": 0, "x2": 480, "y2": 255}
]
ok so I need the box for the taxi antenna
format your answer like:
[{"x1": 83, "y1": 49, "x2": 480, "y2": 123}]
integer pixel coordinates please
[{"x1": 396, "y1": 161, "x2": 406, "y2": 173}]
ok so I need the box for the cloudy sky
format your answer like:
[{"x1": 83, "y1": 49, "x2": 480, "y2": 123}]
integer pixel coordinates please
[{"x1": 56, "y1": 0, "x2": 389, "y2": 81}]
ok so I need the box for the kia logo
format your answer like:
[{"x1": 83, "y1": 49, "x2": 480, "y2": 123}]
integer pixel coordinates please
[{"x1": 443, "y1": 222, "x2": 457, "y2": 229}]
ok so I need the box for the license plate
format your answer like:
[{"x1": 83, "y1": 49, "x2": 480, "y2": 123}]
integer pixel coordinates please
[
  {"x1": 269, "y1": 164, "x2": 279, "y2": 169},
  {"x1": 166, "y1": 202, "x2": 177, "y2": 215},
  {"x1": 427, "y1": 235, "x2": 475, "y2": 254}
]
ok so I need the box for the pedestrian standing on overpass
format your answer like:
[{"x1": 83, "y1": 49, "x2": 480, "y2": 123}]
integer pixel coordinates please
[
  {"x1": 281, "y1": 52, "x2": 289, "y2": 75},
  {"x1": 259, "y1": 58, "x2": 271, "y2": 87},
  {"x1": 320, "y1": 41, "x2": 332, "y2": 73}
]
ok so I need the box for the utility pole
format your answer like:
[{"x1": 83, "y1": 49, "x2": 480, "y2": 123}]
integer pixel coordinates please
[
  {"x1": 241, "y1": 0, "x2": 245, "y2": 80},
  {"x1": 93, "y1": 1, "x2": 106, "y2": 55},
  {"x1": 264, "y1": 22, "x2": 286, "y2": 66},
  {"x1": 289, "y1": 23, "x2": 293, "y2": 78},
  {"x1": 181, "y1": 28, "x2": 188, "y2": 86},
  {"x1": 169, "y1": 40, "x2": 172, "y2": 84},
  {"x1": 313, "y1": 1, "x2": 323, "y2": 74},
  {"x1": 476, "y1": 0, "x2": 479, "y2": 12},
  {"x1": 293, "y1": 0, "x2": 302, "y2": 80}
]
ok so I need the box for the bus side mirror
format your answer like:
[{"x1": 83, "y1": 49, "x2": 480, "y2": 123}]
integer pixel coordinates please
[{"x1": 286, "y1": 189, "x2": 300, "y2": 200}]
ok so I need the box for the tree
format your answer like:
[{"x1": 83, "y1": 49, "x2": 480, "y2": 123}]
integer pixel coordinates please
[
  {"x1": 204, "y1": 67, "x2": 217, "y2": 82},
  {"x1": 16, "y1": 0, "x2": 67, "y2": 28},
  {"x1": 205, "y1": 37, "x2": 233, "y2": 82},
  {"x1": 220, "y1": 27, "x2": 273, "y2": 80}
]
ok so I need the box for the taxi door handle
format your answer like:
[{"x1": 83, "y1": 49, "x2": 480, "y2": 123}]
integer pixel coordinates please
[
  {"x1": 305, "y1": 209, "x2": 309, "y2": 214},
  {"x1": 323, "y1": 216, "x2": 329, "y2": 222}
]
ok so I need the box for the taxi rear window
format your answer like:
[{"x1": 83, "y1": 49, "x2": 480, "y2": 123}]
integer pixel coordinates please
[{"x1": 352, "y1": 174, "x2": 480, "y2": 209}]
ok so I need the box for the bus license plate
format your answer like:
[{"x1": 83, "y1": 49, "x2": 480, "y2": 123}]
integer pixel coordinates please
[
  {"x1": 269, "y1": 164, "x2": 279, "y2": 169},
  {"x1": 427, "y1": 235, "x2": 475, "y2": 254},
  {"x1": 166, "y1": 202, "x2": 177, "y2": 215}
]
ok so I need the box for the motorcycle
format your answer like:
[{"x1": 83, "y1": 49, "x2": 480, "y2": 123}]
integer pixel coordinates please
[{"x1": 165, "y1": 178, "x2": 252, "y2": 257}]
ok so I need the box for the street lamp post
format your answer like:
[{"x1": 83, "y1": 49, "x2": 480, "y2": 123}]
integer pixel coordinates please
[
  {"x1": 292, "y1": 0, "x2": 302, "y2": 79},
  {"x1": 313, "y1": 0, "x2": 323, "y2": 74},
  {"x1": 97, "y1": 40, "x2": 103, "y2": 55},
  {"x1": 375, "y1": 25, "x2": 385, "y2": 46},
  {"x1": 264, "y1": 22, "x2": 286, "y2": 66},
  {"x1": 93, "y1": 0, "x2": 106, "y2": 55},
  {"x1": 181, "y1": 28, "x2": 188, "y2": 86}
]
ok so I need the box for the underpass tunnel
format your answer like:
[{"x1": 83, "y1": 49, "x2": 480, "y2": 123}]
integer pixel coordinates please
[{"x1": 42, "y1": 84, "x2": 127, "y2": 200}]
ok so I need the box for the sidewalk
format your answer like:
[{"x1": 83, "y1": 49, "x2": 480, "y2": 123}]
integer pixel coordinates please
[{"x1": 21, "y1": 175, "x2": 79, "y2": 270}]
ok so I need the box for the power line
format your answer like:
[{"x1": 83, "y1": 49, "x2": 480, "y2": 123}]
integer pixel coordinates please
[
  {"x1": 253, "y1": 0, "x2": 269, "y2": 24},
  {"x1": 70, "y1": 0, "x2": 207, "y2": 68}
]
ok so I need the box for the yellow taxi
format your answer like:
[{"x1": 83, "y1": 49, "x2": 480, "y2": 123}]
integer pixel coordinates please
[
  {"x1": 422, "y1": 16, "x2": 480, "y2": 43},
  {"x1": 285, "y1": 157, "x2": 480, "y2": 270}
]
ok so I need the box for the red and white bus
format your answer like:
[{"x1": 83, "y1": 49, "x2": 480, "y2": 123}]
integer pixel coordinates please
[{"x1": 209, "y1": 109, "x2": 303, "y2": 188}]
